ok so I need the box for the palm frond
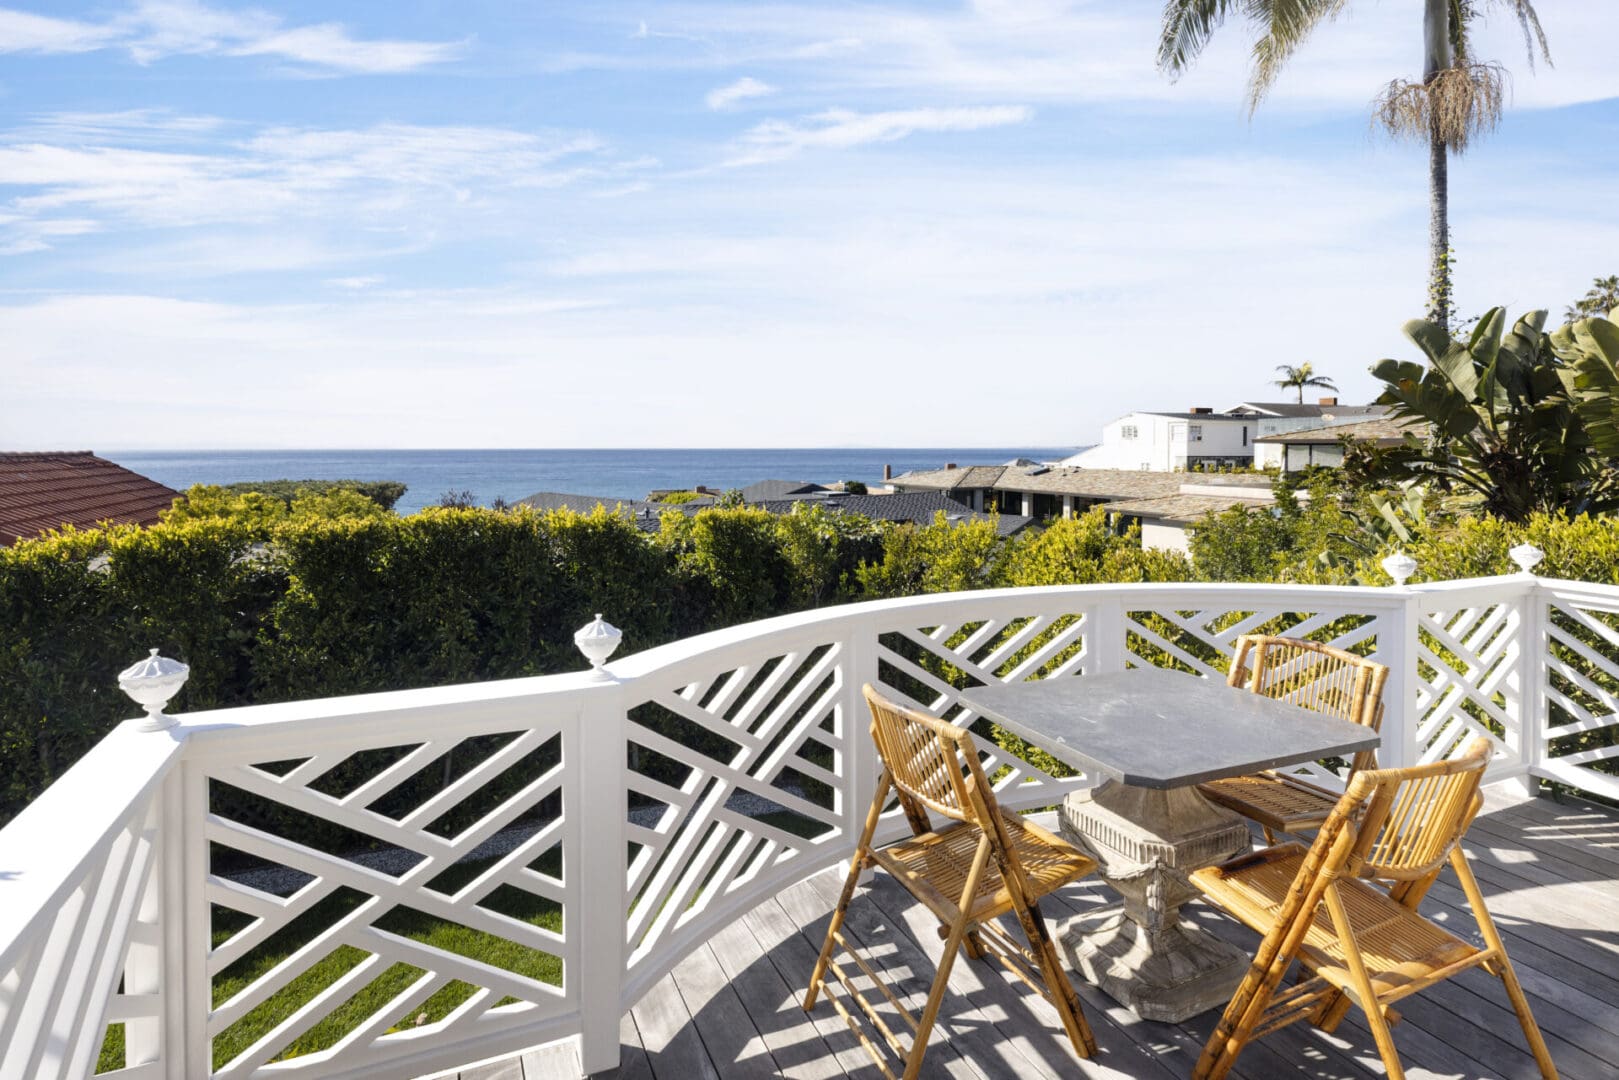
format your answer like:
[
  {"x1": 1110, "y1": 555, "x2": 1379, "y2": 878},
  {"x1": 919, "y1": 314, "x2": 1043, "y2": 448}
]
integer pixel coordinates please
[
  {"x1": 1245, "y1": 0, "x2": 1351, "y2": 112},
  {"x1": 1158, "y1": 0, "x2": 1242, "y2": 76},
  {"x1": 1487, "y1": 0, "x2": 1551, "y2": 67}
]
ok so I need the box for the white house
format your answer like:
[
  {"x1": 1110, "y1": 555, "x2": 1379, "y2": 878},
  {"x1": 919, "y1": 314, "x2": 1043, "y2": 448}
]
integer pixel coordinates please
[
  {"x1": 1060, "y1": 408, "x2": 1259, "y2": 471},
  {"x1": 1065, "y1": 400, "x2": 1390, "y2": 473}
]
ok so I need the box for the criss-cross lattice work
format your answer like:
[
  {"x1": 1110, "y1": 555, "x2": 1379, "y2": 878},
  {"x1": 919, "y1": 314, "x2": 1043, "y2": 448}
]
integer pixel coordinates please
[
  {"x1": 2, "y1": 783, "x2": 162, "y2": 1080},
  {"x1": 872, "y1": 608, "x2": 1091, "y2": 806},
  {"x1": 804, "y1": 686, "x2": 1098, "y2": 1080},
  {"x1": 1540, "y1": 595, "x2": 1619, "y2": 799},
  {"x1": 1191, "y1": 739, "x2": 1557, "y2": 1080},
  {"x1": 1201, "y1": 635, "x2": 1389, "y2": 838},
  {"x1": 1125, "y1": 607, "x2": 1379, "y2": 684},
  {"x1": 622, "y1": 641, "x2": 849, "y2": 991},
  {"x1": 1415, "y1": 601, "x2": 1519, "y2": 764},
  {"x1": 199, "y1": 721, "x2": 572, "y2": 1079}
]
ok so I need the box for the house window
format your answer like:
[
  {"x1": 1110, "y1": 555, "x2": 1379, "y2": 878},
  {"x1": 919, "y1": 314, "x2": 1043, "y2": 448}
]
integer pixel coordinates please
[
  {"x1": 1188, "y1": 424, "x2": 1203, "y2": 442},
  {"x1": 1121, "y1": 424, "x2": 1138, "y2": 440}
]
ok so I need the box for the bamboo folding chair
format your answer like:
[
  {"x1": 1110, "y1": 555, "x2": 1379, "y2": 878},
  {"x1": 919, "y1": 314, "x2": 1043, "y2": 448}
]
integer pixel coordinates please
[
  {"x1": 803, "y1": 685, "x2": 1099, "y2": 1080},
  {"x1": 1200, "y1": 634, "x2": 1389, "y2": 840},
  {"x1": 1191, "y1": 738, "x2": 1558, "y2": 1080}
]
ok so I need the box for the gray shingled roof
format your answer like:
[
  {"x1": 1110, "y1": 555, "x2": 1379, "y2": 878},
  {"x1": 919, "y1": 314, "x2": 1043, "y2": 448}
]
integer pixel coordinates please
[
  {"x1": 1229, "y1": 401, "x2": 1387, "y2": 418},
  {"x1": 888, "y1": 464, "x2": 1009, "y2": 491},
  {"x1": 751, "y1": 492, "x2": 1033, "y2": 535},
  {"x1": 1103, "y1": 493, "x2": 1275, "y2": 523},
  {"x1": 1254, "y1": 416, "x2": 1423, "y2": 446},
  {"x1": 740, "y1": 479, "x2": 827, "y2": 501},
  {"x1": 517, "y1": 491, "x2": 671, "y2": 530}
]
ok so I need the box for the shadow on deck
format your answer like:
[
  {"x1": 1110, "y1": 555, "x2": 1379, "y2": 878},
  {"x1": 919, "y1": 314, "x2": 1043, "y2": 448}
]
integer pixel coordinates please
[{"x1": 445, "y1": 788, "x2": 1619, "y2": 1080}]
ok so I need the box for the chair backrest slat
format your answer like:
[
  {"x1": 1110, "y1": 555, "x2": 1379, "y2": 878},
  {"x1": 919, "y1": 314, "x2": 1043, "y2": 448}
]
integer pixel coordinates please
[
  {"x1": 1229, "y1": 635, "x2": 1389, "y2": 773},
  {"x1": 863, "y1": 684, "x2": 998, "y2": 829},
  {"x1": 1326, "y1": 738, "x2": 1491, "y2": 883}
]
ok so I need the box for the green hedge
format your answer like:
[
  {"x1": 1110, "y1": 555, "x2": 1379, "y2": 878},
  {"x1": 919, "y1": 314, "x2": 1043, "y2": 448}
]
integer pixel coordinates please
[{"x1": 34, "y1": 488, "x2": 1619, "y2": 823}]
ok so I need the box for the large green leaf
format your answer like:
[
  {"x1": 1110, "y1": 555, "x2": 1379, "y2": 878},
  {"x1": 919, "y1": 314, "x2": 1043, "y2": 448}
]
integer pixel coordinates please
[{"x1": 1567, "y1": 317, "x2": 1619, "y2": 456}]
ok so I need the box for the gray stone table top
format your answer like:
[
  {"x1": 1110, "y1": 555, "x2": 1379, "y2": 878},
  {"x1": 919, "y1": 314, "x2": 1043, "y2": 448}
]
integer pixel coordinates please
[{"x1": 960, "y1": 667, "x2": 1379, "y2": 789}]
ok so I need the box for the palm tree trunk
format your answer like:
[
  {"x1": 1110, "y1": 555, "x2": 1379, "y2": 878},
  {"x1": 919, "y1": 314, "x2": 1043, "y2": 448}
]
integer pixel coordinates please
[{"x1": 1424, "y1": 0, "x2": 1452, "y2": 331}]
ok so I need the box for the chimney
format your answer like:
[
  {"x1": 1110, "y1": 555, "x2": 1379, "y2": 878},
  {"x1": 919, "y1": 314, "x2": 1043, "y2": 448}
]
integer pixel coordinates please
[
  {"x1": 883, "y1": 464, "x2": 892, "y2": 480},
  {"x1": 945, "y1": 463, "x2": 958, "y2": 470},
  {"x1": 1317, "y1": 396, "x2": 1338, "y2": 406},
  {"x1": 1188, "y1": 407, "x2": 1213, "y2": 415}
]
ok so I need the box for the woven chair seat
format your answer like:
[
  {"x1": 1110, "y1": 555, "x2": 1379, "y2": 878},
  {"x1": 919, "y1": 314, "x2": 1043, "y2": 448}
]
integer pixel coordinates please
[
  {"x1": 1199, "y1": 772, "x2": 1342, "y2": 835},
  {"x1": 872, "y1": 811, "x2": 1096, "y2": 925},
  {"x1": 1193, "y1": 844, "x2": 1482, "y2": 1004}
]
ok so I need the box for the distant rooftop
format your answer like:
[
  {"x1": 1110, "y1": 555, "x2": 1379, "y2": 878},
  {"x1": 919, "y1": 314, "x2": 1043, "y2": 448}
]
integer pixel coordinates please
[
  {"x1": 0, "y1": 452, "x2": 179, "y2": 545},
  {"x1": 518, "y1": 488, "x2": 1031, "y2": 535},
  {"x1": 1254, "y1": 415, "x2": 1422, "y2": 446}
]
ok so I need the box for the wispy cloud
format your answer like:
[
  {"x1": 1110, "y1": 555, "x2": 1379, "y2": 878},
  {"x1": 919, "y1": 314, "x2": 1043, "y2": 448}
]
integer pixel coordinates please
[
  {"x1": 0, "y1": 117, "x2": 625, "y2": 255},
  {"x1": 706, "y1": 76, "x2": 775, "y2": 110},
  {"x1": 0, "y1": 1, "x2": 463, "y2": 74},
  {"x1": 559, "y1": 1, "x2": 1617, "y2": 111},
  {"x1": 0, "y1": 7, "x2": 117, "y2": 52},
  {"x1": 727, "y1": 105, "x2": 1031, "y2": 165}
]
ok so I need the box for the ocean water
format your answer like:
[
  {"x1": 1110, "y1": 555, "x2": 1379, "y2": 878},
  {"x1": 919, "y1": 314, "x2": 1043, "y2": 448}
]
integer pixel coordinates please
[{"x1": 102, "y1": 448, "x2": 1075, "y2": 516}]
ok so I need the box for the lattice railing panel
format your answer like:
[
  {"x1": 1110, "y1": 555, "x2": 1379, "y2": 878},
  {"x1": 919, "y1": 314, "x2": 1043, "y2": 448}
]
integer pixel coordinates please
[
  {"x1": 200, "y1": 721, "x2": 573, "y2": 1079},
  {"x1": 1, "y1": 790, "x2": 162, "y2": 1080},
  {"x1": 1541, "y1": 599, "x2": 1619, "y2": 797},
  {"x1": 1124, "y1": 606, "x2": 1381, "y2": 788},
  {"x1": 1415, "y1": 603, "x2": 1518, "y2": 765},
  {"x1": 872, "y1": 609, "x2": 1091, "y2": 800},
  {"x1": 623, "y1": 639, "x2": 849, "y2": 974}
]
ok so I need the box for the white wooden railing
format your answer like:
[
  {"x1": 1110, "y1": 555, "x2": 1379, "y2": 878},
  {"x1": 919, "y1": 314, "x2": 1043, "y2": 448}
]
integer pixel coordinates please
[{"x1": 4, "y1": 568, "x2": 1619, "y2": 1079}]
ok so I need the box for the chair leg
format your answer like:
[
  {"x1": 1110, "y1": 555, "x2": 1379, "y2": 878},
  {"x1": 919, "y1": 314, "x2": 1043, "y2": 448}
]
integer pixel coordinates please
[
  {"x1": 962, "y1": 928, "x2": 987, "y2": 960},
  {"x1": 1498, "y1": 961, "x2": 1559, "y2": 1079},
  {"x1": 1321, "y1": 884, "x2": 1405, "y2": 1080},
  {"x1": 804, "y1": 847, "x2": 867, "y2": 1012},
  {"x1": 1005, "y1": 890, "x2": 1096, "y2": 1059},
  {"x1": 807, "y1": 773, "x2": 890, "y2": 1011},
  {"x1": 1450, "y1": 851, "x2": 1559, "y2": 1078},
  {"x1": 902, "y1": 839, "x2": 995, "y2": 1080}
]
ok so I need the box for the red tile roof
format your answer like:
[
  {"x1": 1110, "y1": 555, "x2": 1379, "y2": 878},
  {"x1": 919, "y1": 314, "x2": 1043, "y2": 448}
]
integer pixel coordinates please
[{"x1": 0, "y1": 452, "x2": 180, "y2": 545}]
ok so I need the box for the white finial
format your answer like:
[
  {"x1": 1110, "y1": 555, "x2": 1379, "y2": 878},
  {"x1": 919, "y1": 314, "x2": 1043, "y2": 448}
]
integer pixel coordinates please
[
  {"x1": 1381, "y1": 552, "x2": 1417, "y2": 587},
  {"x1": 1509, "y1": 543, "x2": 1544, "y2": 575},
  {"x1": 117, "y1": 648, "x2": 189, "y2": 731},
  {"x1": 574, "y1": 614, "x2": 622, "y2": 680}
]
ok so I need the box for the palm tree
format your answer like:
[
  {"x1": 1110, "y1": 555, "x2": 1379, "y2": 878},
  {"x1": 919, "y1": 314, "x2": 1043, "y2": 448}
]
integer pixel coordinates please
[
  {"x1": 1567, "y1": 275, "x2": 1619, "y2": 323},
  {"x1": 1158, "y1": 1, "x2": 1548, "y2": 333},
  {"x1": 1272, "y1": 362, "x2": 1338, "y2": 404}
]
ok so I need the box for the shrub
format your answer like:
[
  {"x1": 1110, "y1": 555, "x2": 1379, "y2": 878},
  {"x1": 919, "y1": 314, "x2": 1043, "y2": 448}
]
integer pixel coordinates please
[{"x1": 218, "y1": 479, "x2": 407, "y2": 511}]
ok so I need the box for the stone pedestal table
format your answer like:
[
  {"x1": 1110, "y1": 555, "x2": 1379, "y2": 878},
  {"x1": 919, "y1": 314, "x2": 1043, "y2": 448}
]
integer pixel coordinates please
[{"x1": 961, "y1": 668, "x2": 1379, "y2": 1023}]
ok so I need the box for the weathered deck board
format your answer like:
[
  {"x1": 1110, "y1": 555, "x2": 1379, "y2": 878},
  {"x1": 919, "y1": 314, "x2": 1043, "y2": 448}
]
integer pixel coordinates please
[{"x1": 449, "y1": 791, "x2": 1618, "y2": 1080}]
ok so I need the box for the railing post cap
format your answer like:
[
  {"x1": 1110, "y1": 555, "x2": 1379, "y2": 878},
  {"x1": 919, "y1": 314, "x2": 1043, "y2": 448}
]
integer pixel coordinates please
[
  {"x1": 1509, "y1": 543, "x2": 1545, "y2": 575},
  {"x1": 574, "y1": 613, "x2": 623, "y2": 680},
  {"x1": 117, "y1": 647, "x2": 188, "y2": 731},
  {"x1": 1381, "y1": 551, "x2": 1418, "y2": 587}
]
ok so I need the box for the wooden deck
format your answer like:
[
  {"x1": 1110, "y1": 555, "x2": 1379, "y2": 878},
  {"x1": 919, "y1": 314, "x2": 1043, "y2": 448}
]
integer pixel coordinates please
[{"x1": 445, "y1": 787, "x2": 1619, "y2": 1080}]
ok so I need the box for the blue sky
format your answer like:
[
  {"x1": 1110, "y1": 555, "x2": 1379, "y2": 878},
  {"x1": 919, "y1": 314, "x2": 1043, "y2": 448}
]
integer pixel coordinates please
[{"x1": 2, "y1": 1, "x2": 1617, "y2": 450}]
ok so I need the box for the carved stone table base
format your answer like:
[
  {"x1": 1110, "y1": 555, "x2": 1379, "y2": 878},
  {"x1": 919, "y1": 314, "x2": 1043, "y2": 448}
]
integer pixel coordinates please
[{"x1": 1057, "y1": 780, "x2": 1252, "y2": 1022}]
